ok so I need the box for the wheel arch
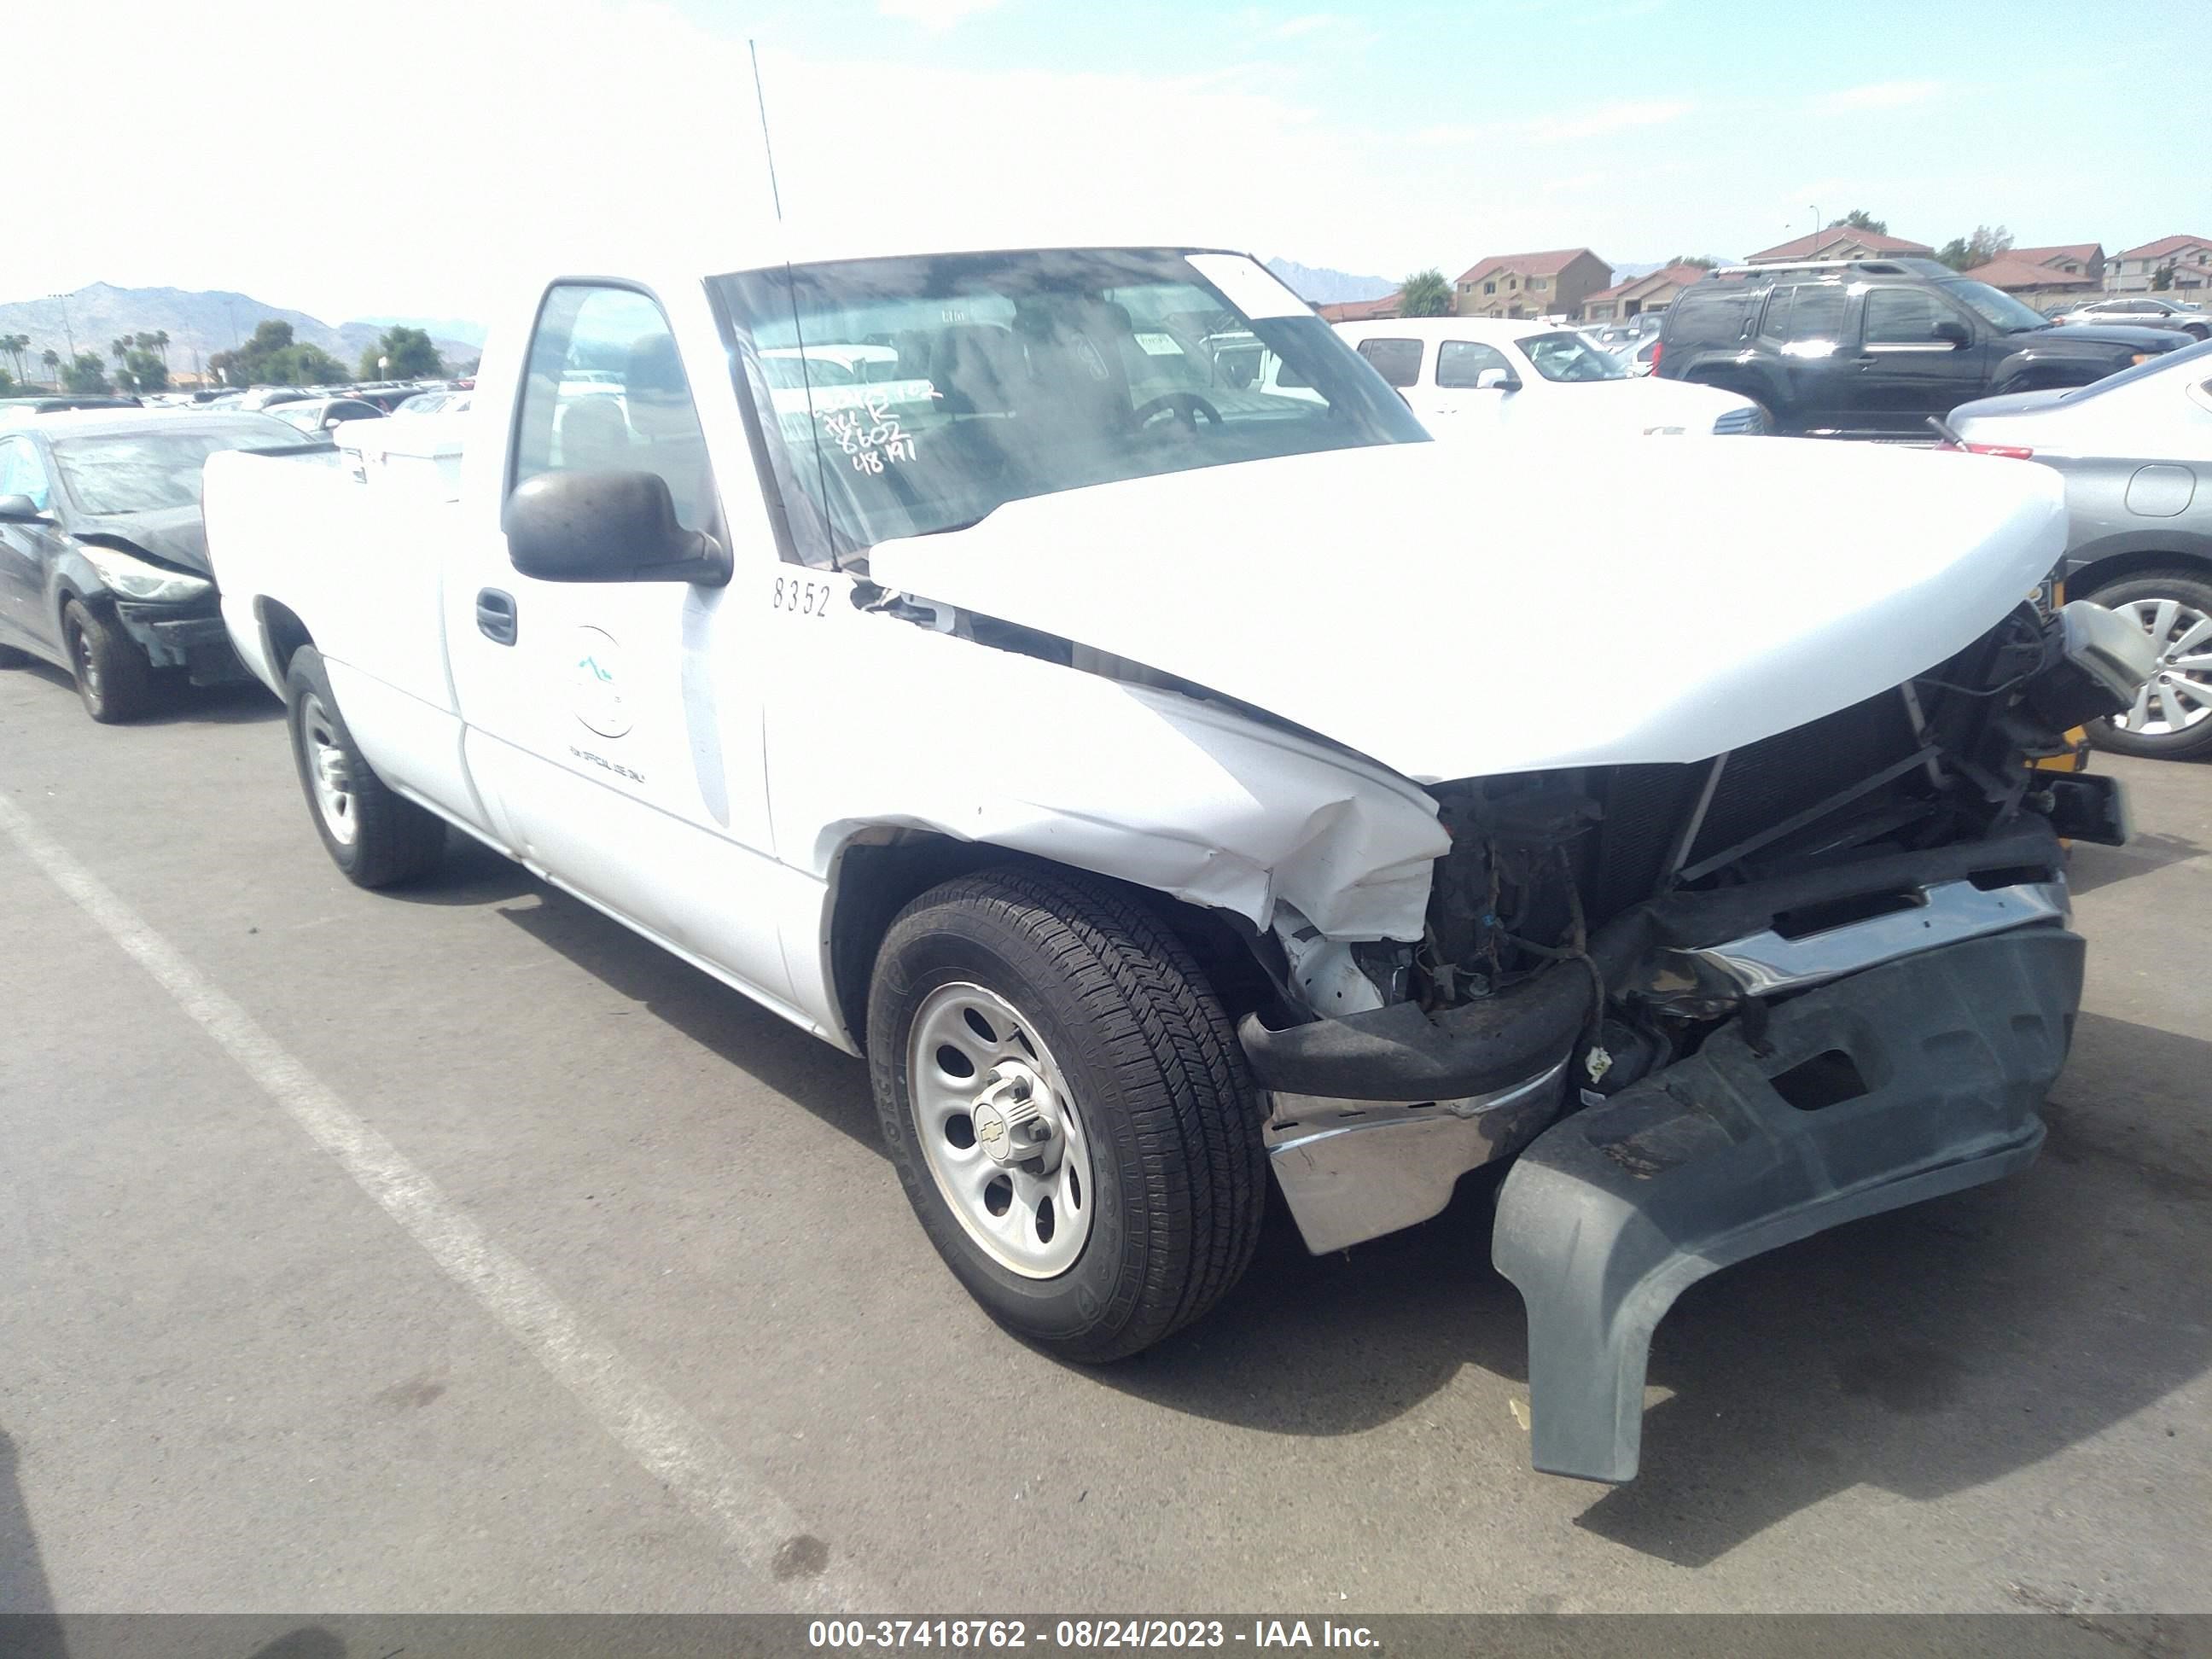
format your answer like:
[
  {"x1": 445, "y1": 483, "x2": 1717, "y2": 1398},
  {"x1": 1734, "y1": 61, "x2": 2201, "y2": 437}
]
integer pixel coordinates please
[
  {"x1": 254, "y1": 596, "x2": 315, "y2": 685},
  {"x1": 2066, "y1": 543, "x2": 2212, "y2": 597},
  {"x1": 822, "y1": 830, "x2": 1295, "y2": 1057}
]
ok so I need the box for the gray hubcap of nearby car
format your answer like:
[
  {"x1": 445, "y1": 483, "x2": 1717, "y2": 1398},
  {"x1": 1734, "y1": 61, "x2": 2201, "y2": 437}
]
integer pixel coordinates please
[
  {"x1": 300, "y1": 691, "x2": 358, "y2": 845},
  {"x1": 908, "y1": 981, "x2": 1094, "y2": 1278},
  {"x1": 2111, "y1": 598, "x2": 2212, "y2": 738}
]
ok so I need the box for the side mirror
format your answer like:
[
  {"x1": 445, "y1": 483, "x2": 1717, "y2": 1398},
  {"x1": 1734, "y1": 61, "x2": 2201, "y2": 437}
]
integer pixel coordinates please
[
  {"x1": 0, "y1": 493, "x2": 47, "y2": 522},
  {"x1": 503, "y1": 469, "x2": 730, "y2": 586},
  {"x1": 1476, "y1": 369, "x2": 1521, "y2": 392},
  {"x1": 1931, "y1": 320, "x2": 1971, "y2": 348}
]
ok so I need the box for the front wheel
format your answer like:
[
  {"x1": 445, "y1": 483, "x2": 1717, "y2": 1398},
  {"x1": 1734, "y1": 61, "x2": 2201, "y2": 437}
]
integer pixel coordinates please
[
  {"x1": 284, "y1": 644, "x2": 448, "y2": 885},
  {"x1": 868, "y1": 867, "x2": 1266, "y2": 1361},
  {"x1": 61, "y1": 598, "x2": 156, "y2": 723},
  {"x1": 2081, "y1": 568, "x2": 2212, "y2": 760}
]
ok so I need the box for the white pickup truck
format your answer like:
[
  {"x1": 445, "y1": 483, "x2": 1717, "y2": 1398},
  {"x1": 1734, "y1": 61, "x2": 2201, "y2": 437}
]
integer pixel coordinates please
[{"x1": 204, "y1": 241, "x2": 2154, "y2": 1482}]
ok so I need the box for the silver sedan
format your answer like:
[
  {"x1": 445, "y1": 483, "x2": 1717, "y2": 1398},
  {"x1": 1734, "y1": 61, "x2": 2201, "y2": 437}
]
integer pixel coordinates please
[
  {"x1": 1949, "y1": 337, "x2": 2212, "y2": 759},
  {"x1": 2048, "y1": 297, "x2": 2210, "y2": 341}
]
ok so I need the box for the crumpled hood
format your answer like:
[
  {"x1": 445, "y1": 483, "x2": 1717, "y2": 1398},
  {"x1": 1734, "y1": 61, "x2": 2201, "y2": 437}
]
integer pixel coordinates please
[
  {"x1": 868, "y1": 439, "x2": 2066, "y2": 784},
  {"x1": 83, "y1": 504, "x2": 212, "y2": 576}
]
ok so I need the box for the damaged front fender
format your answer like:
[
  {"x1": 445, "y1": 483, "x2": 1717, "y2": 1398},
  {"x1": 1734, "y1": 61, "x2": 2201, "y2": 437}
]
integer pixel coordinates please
[{"x1": 793, "y1": 638, "x2": 1448, "y2": 945}]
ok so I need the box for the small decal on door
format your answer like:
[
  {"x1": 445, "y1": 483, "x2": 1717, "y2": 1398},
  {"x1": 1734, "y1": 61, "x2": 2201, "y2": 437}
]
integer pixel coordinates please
[{"x1": 570, "y1": 625, "x2": 632, "y2": 738}]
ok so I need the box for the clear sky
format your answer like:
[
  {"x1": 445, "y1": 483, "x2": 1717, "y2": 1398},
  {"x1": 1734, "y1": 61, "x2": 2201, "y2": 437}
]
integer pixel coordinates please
[{"x1": 5, "y1": 0, "x2": 2208, "y2": 324}]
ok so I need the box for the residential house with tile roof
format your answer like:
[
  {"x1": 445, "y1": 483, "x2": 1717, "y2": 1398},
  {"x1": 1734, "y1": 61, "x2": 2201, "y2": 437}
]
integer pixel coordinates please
[
  {"x1": 1316, "y1": 292, "x2": 1402, "y2": 323},
  {"x1": 1452, "y1": 249, "x2": 1611, "y2": 319},
  {"x1": 1743, "y1": 228, "x2": 1933, "y2": 264},
  {"x1": 1580, "y1": 263, "x2": 1708, "y2": 323},
  {"x1": 2109, "y1": 235, "x2": 2212, "y2": 295}
]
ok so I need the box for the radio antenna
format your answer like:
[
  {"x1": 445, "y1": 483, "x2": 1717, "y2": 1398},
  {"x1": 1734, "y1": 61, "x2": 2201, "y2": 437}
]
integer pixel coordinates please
[{"x1": 749, "y1": 38, "x2": 843, "y2": 571}]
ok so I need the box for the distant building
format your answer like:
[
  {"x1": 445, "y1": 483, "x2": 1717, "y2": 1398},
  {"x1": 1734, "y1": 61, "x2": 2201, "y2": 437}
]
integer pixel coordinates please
[
  {"x1": 2108, "y1": 235, "x2": 2212, "y2": 294},
  {"x1": 2007, "y1": 243, "x2": 2105, "y2": 284},
  {"x1": 1317, "y1": 292, "x2": 1402, "y2": 323},
  {"x1": 1581, "y1": 263, "x2": 1708, "y2": 323},
  {"x1": 1743, "y1": 228, "x2": 1933, "y2": 264},
  {"x1": 1962, "y1": 247, "x2": 2102, "y2": 306},
  {"x1": 1452, "y1": 249, "x2": 1610, "y2": 320}
]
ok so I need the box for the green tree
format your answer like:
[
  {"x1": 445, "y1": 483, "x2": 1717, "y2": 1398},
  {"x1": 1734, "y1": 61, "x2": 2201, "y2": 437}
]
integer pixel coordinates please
[
  {"x1": 358, "y1": 325, "x2": 445, "y2": 381},
  {"x1": 1397, "y1": 269, "x2": 1452, "y2": 318},
  {"x1": 153, "y1": 329, "x2": 170, "y2": 368},
  {"x1": 1935, "y1": 224, "x2": 2012, "y2": 271},
  {"x1": 210, "y1": 319, "x2": 297, "y2": 387},
  {"x1": 40, "y1": 348, "x2": 61, "y2": 386},
  {"x1": 123, "y1": 348, "x2": 170, "y2": 392},
  {"x1": 0, "y1": 334, "x2": 27, "y2": 381},
  {"x1": 109, "y1": 336, "x2": 131, "y2": 370},
  {"x1": 1664, "y1": 255, "x2": 1720, "y2": 270},
  {"x1": 271, "y1": 344, "x2": 349, "y2": 385},
  {"x1": 1828, "y1": 209, "x2": 1889, "y2": 234},
  {"x1": 63, "y1": 352, "x2": 112, "y2": 393},
  {"x1": 0, "y1": 368, "x2": 15, "y2": 394},
  {"x1": 2152, "y1": 264, "x2": 2174, "y2": 292}
]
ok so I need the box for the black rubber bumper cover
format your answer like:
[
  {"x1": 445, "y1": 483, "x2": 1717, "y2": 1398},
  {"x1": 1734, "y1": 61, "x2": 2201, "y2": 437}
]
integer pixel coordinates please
[
  {"x1": 114, "y1": 602, "x2": 248, "y2": 684},
  {"x1": 1238, "y1": 959, "x2": 1589, "y2": 1103},
  {"x1": 1493, "y1": 923, "x2": 2083, "y2": 1482}
]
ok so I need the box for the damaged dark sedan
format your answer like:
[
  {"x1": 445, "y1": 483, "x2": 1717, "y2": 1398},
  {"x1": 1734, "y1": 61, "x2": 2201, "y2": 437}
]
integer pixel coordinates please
[{"x1": 0, "y1": 409, "x2": 305, "y2": 721}]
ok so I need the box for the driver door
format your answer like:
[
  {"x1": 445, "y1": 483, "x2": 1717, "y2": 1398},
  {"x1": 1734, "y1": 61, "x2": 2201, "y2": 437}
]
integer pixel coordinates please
[{"x1": 440, "y1": 280, "x2": 793, "y2": 1005}]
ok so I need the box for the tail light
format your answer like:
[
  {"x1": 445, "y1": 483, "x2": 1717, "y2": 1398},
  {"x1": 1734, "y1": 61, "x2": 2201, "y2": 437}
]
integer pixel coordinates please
[
  {"x1": 1648, "y1": 339, "x2": 1662, "y2": 373},
  {"x1": 1964, "y1": 442, "x2": 2035, "y2": 459}
]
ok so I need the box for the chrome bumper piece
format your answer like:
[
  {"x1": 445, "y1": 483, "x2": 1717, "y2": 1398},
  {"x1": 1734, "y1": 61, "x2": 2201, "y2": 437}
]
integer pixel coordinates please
[
  {"x1": 1684, "y1": 878, "x2": 2069, "y2": 998},
  {"x1": 1266, "y1": 1060, "x2": 1569, "y2": 1254}
]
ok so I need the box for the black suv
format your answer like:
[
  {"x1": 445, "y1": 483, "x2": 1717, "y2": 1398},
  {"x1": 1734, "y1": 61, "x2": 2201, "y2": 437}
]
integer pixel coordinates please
[{"x1": 1652, "y1": 258, "x2": 2191, "y2": 438}]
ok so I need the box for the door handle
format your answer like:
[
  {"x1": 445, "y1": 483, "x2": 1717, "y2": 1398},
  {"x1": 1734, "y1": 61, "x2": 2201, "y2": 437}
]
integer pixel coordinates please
[{"x1": 475, "y1": 587, "x2": 517, "y2": 645}]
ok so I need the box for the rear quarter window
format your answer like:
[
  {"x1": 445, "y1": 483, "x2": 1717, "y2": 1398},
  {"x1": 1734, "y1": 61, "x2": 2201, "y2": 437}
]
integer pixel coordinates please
[{"x1": 1663, "y1": 290, "x2": 1754, "y2": 348}]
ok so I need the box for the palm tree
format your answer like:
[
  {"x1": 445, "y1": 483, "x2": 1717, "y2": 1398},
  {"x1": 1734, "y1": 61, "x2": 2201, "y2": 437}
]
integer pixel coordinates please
[
  {"x1": 41, "y1": 348, "x2": 60, "y2": 387},
  {"x1": 1, "y1": 335, "x2": 26, "y2": 381},
  {"x1": 153, "y1": 329, "x2": 170, "y2": 368},
  {"x1": 110, "y1": 336, "x2": 129, "y2": 369}
]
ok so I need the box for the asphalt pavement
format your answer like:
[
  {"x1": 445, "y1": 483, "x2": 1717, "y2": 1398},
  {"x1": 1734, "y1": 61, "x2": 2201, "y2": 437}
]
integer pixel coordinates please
[{"x1": 1, "y1": 660, "x2": 2206, "y2": 1615}]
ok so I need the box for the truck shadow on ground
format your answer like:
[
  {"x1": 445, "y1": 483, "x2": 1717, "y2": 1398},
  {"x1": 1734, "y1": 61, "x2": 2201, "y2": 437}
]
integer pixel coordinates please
[
  {"x1": 0, "y1": 1428, "x2": 65, "y2": 1656},
  {"x1": 491, "y1": 882, "x2": 880, "y2": 1149},
  {"x1": 485, "y1": 876, "x2": 2211, "y2": 1570}
]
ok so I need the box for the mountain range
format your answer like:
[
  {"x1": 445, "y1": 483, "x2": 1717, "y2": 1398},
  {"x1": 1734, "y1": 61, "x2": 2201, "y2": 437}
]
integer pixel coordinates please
[
  {"x1": 0, "y1": 282, "x2": 481, "y2": 381},
  {"x1": 1265, "y1": 259, "x2": 1399, "y2": 305}
]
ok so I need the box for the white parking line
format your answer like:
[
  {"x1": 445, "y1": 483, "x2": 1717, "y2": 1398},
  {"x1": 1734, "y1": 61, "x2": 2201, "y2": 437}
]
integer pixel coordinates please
[{"x1": 0, "y1": 789, "x2": 868, "y2": 1611}]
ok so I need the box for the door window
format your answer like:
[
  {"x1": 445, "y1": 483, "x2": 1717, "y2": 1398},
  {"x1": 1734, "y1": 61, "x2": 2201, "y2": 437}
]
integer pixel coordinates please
[
  {"x1": 1435, "y1": 341, "x2": 1514, "y2": 388},
  {"x1": 0, "y1": 437, "x2": 51, "y2": 510},
  {"x1": 1354, "y1": 336, "x2": 1424, "y2": 387},
  {"x1": 1863, "y1": 288, "x2": 1953, "y2": 345},
  {"x1": 1761, "y1": 284, "x2": 1848, "y2": 346},
  {"x1": 511, "y1": 284, "x2": 718, "y2": 531}
]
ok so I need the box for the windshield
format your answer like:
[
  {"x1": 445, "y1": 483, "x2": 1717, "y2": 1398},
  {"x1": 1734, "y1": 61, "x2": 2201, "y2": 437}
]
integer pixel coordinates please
[
  {"x1": 1518, "y1": 331, "x2": 1629, "y2": 382},
  {"x1": 1941, "y1": 280, "x2": 2052, "y2": 333},
  {"x1": 713, "y1": 248, "x2": 1426, "y2": 562},
  {"x1": 51, "y1": 419, "x2": 299, "y2": 514}
]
